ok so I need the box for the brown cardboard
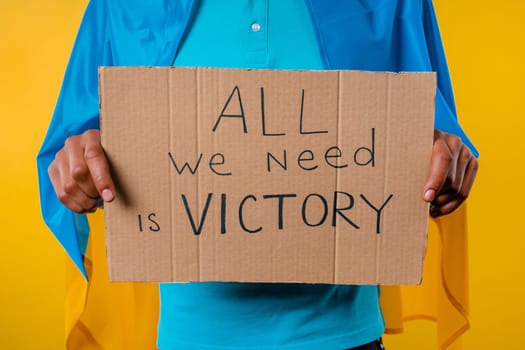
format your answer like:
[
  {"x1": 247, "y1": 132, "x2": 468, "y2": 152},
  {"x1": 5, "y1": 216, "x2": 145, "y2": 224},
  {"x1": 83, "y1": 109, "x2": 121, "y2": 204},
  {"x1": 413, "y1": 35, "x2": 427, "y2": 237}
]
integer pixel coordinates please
[{"x1": 99, "y1": 67, "x2": 436, "y2": 285}]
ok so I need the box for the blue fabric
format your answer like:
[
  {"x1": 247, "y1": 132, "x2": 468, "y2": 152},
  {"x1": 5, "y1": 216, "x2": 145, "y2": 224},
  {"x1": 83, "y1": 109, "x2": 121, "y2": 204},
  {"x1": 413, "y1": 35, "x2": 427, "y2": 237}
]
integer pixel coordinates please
[
  {"x1": 304, "y1": 0, "x2": 478, "y2": 155},
  {"x1": 158, "y1": 1, "x2": 382, "y2": 349},
  {"x1": 37, "y1": 0, "x2": 198, "y2": 277},
  {"x1": 159, "y1": 283, "x2": 382, "y2": 350},
  {"x1": 36, "y1": 0, "x2": 477, "y2": 348},
  {"x1": 172, "y1": 0, "x2": 325, "y2": 69}
]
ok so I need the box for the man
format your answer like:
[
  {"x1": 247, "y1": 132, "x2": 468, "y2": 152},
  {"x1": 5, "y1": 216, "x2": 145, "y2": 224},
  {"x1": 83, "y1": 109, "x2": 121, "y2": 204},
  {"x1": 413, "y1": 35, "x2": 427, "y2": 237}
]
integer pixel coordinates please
[{"x1": 38, "y1": 1, "x2": 478, "y2": 349}]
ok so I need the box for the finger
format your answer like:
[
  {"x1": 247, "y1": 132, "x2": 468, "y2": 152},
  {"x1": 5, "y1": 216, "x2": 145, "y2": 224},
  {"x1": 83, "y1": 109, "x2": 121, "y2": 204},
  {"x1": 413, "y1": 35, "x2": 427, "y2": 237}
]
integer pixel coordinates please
[
  {"x1": 49, "y1": 160, "x2": 94, "y2": 213},
  {"x1": 82, "y1": 198, "x2": 105, "y2": 213},
  {"x1": 432, "y1": 148, "x2": 473, "y2": 207},
  {"x1": 430, "y1": 158, "x2": 478, "y2": 217},
  {"x1": 83, "y1": 140, "x2": 115, "y2": 202},
  {"x1": 458, "y1": 156, "x2": 479, "y2": 201},
  {"x1": 430, "y1": 197, "x2": 464, "y2": 217},
  {"x1": 450, "y1": 144, "x2": 472, "y2": 196},
  {"x1": 423, "y1": 135, "x2": 454, "y2": 202},
  {"x1": 66, "y1": 137, "x2": 99, "y2": 199},
  {"x1": 57, "y1": 155, "x2": 100, "y2": 212},
  {"x1": 432, "y1": 189, "x2": 456, "y2": 207},
  {"x1": 49, "y1": 161, "x2": 78, "y2": 212}
]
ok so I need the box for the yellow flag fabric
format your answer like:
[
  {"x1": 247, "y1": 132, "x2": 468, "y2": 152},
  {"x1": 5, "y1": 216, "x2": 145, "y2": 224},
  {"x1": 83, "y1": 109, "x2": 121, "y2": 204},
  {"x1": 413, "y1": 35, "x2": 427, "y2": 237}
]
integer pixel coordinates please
[
  {"x1": 65, "y1": 206, "x2": 469, "y2": 349},
  {"x1": 381, "y1": 204, "x2": 469, "y2": 349},
  {"x1": 65, "y1": 213, "x2": 159, "y2": 350}
]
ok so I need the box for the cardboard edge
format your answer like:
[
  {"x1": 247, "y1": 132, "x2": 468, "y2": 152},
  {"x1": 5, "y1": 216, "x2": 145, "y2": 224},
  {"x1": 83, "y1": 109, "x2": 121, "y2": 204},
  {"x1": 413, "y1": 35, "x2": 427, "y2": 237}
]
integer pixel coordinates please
[
  {"x1": 97, "y1": 66, "x2": 113, "y2": 280},
  {"x1": 415, "y1": 71, "x2": 437, "y2": 286}
]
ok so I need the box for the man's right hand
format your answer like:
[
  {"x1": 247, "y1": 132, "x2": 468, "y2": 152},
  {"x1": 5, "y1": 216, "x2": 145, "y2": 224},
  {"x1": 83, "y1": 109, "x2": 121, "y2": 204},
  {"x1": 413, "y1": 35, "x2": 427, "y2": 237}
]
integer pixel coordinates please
[{"x1": 48, "y1": 129, "x2": 115, "y2": 213}]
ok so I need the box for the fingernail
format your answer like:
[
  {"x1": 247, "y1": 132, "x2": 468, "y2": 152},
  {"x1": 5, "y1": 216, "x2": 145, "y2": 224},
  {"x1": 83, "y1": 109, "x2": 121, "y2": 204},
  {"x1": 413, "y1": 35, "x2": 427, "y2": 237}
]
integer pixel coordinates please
[
  {"x1": 424, "y1": 189, "x2": 435, "y2": 202},
  {"x1": 102, "y1": 189, "x2": 114, "y2": 202}
]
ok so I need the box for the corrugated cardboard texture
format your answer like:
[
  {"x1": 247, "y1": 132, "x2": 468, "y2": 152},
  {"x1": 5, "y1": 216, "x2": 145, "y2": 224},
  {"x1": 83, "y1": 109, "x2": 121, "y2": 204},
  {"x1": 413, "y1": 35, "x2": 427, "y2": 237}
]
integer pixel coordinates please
[{"x1": 99, "y1": 67, "x2": 436, "y2": 284}]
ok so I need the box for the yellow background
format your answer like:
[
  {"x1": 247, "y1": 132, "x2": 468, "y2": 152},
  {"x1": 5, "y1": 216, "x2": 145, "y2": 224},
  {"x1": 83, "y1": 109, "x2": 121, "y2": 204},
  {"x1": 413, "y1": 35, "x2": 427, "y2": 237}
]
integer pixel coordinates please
[{"x1": 0, "y1": 0, "x2": 523, "y2": 349}]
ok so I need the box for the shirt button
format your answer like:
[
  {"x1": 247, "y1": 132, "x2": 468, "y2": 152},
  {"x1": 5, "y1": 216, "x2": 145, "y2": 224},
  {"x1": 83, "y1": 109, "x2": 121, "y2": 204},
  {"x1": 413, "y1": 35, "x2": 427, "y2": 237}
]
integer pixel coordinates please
[{"x1": 251, "y1": 22, "x2": 261, "y2": 32}]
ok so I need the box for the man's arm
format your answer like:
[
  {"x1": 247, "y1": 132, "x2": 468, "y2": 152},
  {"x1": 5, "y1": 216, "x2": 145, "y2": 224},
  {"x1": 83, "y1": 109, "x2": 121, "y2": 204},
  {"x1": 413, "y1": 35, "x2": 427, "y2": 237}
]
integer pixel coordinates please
[{"x1": 37, "y1": 0, "x2": 111, "y2": 276}]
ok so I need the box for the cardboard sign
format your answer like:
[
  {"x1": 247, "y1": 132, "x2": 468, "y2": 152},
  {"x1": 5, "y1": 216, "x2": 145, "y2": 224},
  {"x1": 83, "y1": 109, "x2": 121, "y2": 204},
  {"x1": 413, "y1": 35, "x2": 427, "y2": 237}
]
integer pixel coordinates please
[{"x1": 99, "y1": 67, "x2": 436, "y2": 284}]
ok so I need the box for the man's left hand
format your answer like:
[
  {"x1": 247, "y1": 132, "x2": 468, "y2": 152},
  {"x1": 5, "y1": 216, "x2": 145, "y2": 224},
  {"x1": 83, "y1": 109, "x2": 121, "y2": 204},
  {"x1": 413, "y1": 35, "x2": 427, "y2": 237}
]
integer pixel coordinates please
[{"x1": 423, "y1": 130, "x2": 478, "y2": 217}]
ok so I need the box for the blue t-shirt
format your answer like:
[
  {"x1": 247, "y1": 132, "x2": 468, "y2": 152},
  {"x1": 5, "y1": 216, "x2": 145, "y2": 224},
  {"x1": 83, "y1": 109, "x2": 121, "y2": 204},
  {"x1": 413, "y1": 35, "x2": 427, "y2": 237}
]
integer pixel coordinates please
[{"x1": 158, "y1": 1, "x2": 384, "y2": 349}]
